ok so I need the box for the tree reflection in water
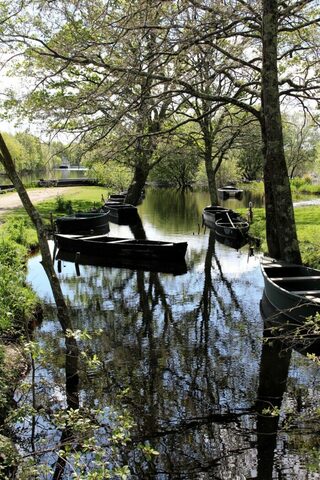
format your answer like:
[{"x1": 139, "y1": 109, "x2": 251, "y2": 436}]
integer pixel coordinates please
[{"x1": 19, "y1": 195, "x2": 320, "y2": 479}]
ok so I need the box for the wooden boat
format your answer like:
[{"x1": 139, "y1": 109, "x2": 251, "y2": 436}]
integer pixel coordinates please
[
  {"x1": 102, "y1": 202, "x2": 138, "y2": 224},
  {"x1": 215, "y1": 234, "x2": 250, "y2": 250},
  {"x1": 55, "y1": 212, "x2": 109, "y2": 234},
  {"x1": 202, "y1": 205, "x2": 231, "y2": 229},
  {"x1": 54, "y1": 233, "x2": 188, "y2": 260},
  {"x1": 108, "y1": 193, "x2": 126, "y2": 202},
  {"x1": 0, "y1": 184, "x2": 15, "y2": 193},
  {"x1": 38, "y1": 178, "x2": 97, "y2": 187},
  {"x1": 260, "y1": 257, "x2": 320, "y2": 353},
  {"x1": 56, "y1": 249, "x2": 188, "y2": 275},
  {"x1": 218, "y1": 185, "x2": 243, "y2": 199},
  {"x1": 214, "y1": 211, "x2": 250, "y2": 243}
]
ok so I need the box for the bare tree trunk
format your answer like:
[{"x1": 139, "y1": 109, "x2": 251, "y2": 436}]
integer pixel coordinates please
[
  {"x1": 261, "y1": 0, "x2": 301, "y2": 263},
  {"x1": 0, "y1": 134, "x2": 79, "y2": 411},
  {"x1": 0, "y1": 134, "x2": 74, "y2": 331}
]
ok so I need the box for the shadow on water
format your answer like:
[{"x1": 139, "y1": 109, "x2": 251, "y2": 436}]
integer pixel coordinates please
[
  {"x1": 52, "y1": 335, "x2": 80, "y2": 479},
  {"x1": 20, "y1": 188, "x2": 320, "y2": 479},
  {"x1": 255, "y1": 327, "x2": 292, "y2": 480}
]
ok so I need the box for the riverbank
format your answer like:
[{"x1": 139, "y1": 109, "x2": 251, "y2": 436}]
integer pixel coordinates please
[
  {"x1": 241, "y1": 204, "x2": 320, "y2": 268},
  {"x1": 0, "y1": 186, "x2": 100, "y2": 217}
]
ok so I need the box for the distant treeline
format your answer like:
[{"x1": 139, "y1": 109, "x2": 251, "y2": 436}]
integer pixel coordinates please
[{"x1": 0, "y1": 131, "x2": 79, "y2": 174}]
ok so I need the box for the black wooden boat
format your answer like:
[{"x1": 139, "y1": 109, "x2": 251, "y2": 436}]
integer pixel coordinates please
[
  {"x1": 260, "y1": 257, "x2": 320, "y2": 353},
  {"x1": 55, "y1": 212, "x2": 109, "y2": 234},
  {"x1": 202, "y1": 205, "x2": 231, "y2": 229},
  {"x1": 215, "y1": 234, "x2": 250, "y2": 250},
  {"x1": 56, "y1": 249, "x2": 187, "y2": 275},
  {"x1": 218, "y1": 185, "x2": 243, "y2": 199},
  {"x1": 260, "y1": 258, "x2": 320, "y2": 323},
  {"x1": 214, "y1": 211, "x2": 250, "y2": 243},
  {"x1": 102, "y1": 202, "x2": 138, "y2": 224},
  {"x1": 54, "y1": 233, "x2": 188, "y2": 260},
  {"x1": 0, "y1": 184, "x2": 15, "y2": 193},
  {"x1": 108, "y1": 193, "x2": 126, "y2": 202},
  {"x1": 38, "y1": 178, "x2": 97, "y2": 187}
]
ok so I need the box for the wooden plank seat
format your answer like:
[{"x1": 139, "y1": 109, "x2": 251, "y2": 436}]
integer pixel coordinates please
[
  {"x1": 106, "y1": 239, "x2": 133, "y2": 243},
  {"x1": 291, "y1": 290, "x2": 320, "y2": 294},
  {"x1": 304, "y1": 296, "x2": 320, "y2": 303},
  {"x1": 288, "y1": 290, "x2": 320, "y2": 304},
  {"x1": 271, "y1": 276, "x2": 320, "y2": 281}
]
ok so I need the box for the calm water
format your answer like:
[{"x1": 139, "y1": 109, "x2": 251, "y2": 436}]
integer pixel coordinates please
[
  {"x1": 0, "y1": 167, "x2": 88, "y2": 185},
  {"x1": 21, "y1": 188, "x2": 320, "y2": 479}
]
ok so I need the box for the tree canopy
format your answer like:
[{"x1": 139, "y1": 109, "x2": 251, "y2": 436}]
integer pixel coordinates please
[{"x1": 0, "y1": 0, "x2": 319, "y2": 259}]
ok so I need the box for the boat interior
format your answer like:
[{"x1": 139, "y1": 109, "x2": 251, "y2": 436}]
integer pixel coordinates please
[
  {"x1": 263, "y1": 264, "x2": 320, "y2": 302},
  {"x1": 57, "y1": 234, "x2": 182, "y2": 246}
]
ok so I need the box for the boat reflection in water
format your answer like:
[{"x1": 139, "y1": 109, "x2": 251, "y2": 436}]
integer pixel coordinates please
[
  {"x1": 56, "y1": 249, "x2": 188, "y2": 275},
  {"x1": 215, "y1": 233, "x2": 249, "y2": 250},
  {"x1": 22, "y1": 188, "x2": 319, "y2": 479}
]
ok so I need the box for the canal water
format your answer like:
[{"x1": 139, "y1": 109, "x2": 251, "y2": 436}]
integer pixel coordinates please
[
  {"x1": 20, "y1": 188, "x2": 320, "y2": 478},
  {"x1": 0, "y1": 167, "x2": 88, "y2": 186}
]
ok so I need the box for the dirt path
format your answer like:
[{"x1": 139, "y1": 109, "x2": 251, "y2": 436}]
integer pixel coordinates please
[{"x1": 0, "y1": 187, "x2": 84, "y2": 216}]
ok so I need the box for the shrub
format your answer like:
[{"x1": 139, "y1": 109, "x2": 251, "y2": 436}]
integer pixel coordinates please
[
  {"x1": 2, "y1": 217, "x2": 38, "y2": 249},
  {"x1": 55, "y1": 195, "x2": 73, "y2": 214},
  {"x1": 0, "y1": 264, "x2": 38, "y2": 333},
  {"x1": 0, "y1": 238, "x2": 28, "y2": 268},
  {"x1": 0, "y1": 239, "x2": 39, "y2": 333}
]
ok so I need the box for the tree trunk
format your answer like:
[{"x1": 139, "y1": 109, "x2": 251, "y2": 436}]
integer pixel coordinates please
[
  {"x1": 0, "y1": 134, "x2": 79, "y2": 397},
  {"x1": 204, "y1": 138, "x2": 219, "y2": 205},
  {"x1": 261, "y1": 0, "x2": 301, "y2": 263},
  {"x1": 126, "y1": 162, "x2": 150, "y2": 205}
]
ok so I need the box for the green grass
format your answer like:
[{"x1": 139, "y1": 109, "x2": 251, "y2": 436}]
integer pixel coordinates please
[
  {"x1": 239, "y1": 206, "x2": 320, "y2": 268},
  {"x1": 33, "y1": 186, "x2": 106, "y2": 217},
  {"x1": 1, "y1": 187, "x2": 108, "y2": 247}
]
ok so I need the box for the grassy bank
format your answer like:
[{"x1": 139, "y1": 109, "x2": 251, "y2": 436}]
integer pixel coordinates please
[{"x1": 243, "y1": 206, "x2": 320, "y2": 268}]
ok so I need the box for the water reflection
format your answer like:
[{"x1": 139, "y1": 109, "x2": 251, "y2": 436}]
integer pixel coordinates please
[
  {"x1": 22, "y1": 189, "x2": 320, "y2": 478},
  {"x1": 0, "y1": 168, "x2": 88, "y2": 186},
  {"x1": 52, "y1": 334, "x2": 80, "y2": 479},
  {"x1": 255, "y1": 327, "x2": 292, "y2": 480}
]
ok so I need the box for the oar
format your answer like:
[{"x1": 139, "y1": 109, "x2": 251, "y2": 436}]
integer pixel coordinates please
[
  {"x1": 226, "y1": 212, "x2": 236, "y2": 229},
  {"x1": 227, "y1": 211, "x2": 248, "y2": 238}
]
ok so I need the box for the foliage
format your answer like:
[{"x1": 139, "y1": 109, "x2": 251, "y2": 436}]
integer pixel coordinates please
[
  {"x1": 0, "y1": 236, "x2": 28, "y2": 268},
  {"x1": 2, "y1": 332, "x2": 159, "y2": 478},
  {"x1": 290, "y1": 177, "x2": 311, "y2": 191},
  {"x1": 1, "y1": 216, "x2": 38, "y2": 249},
  {"x1": 236, "y1": 125, "x2": 264, "y2": 181},
  {"x1": 55, "y1": 194, "x2": 73, "y2": 214},
  {"x1": 150, "y1": 142, "x2": 199, "y2": 188},
  {"x1": 86, "y1": 161, "x2": 132, "y2": 191},
  {"x1": 283, "y1": 118, "x2": 319, "y2": 178},
  {"x1": 216, "y1": 156, "x2": 242, "y2": 186},
  {"x1": 0, "y1": 131, "x2": 50, "y2": 174},
  {"x1": 195, "y1": 161, "x2": 209, "y2": 187},
  {"x1": 242, "y1": 205, "x2": 320, "y2": 268},
  {"x1": 0, "y1": 240, "x2": 38, "y2": 333}
]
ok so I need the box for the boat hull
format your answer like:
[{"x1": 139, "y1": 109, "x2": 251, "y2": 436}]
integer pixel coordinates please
[
  {"x1": 55, "y1": 213, "x2": 109, "y2": 234},
  {"x1": 260, "y1": 259, "x2": 320, "y2": 354},
  {"x1": 103, "y1": 203, "x2": 138, "y2": 224},
  {"x1": 214, "y1": 216, "x2": 250, "y2": 244},
  {"x1": 261, "y1": 260, "x2": 320, "y2": 323},
  {"x1": 260, "y1": 291, "x2": 320, "y2": 355},
  {"x1": 54, "y1": 234, "x2": 188, "y2": 261},
  {"x1": 218, "y1": 186, "x2": 243, "y2": 199},
  {"x1": 56, "y1": 249, "x2": 187, "y2": 275},
  {"x1": 202, "y1": 206, "x2": 231, "y2": 229}
]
